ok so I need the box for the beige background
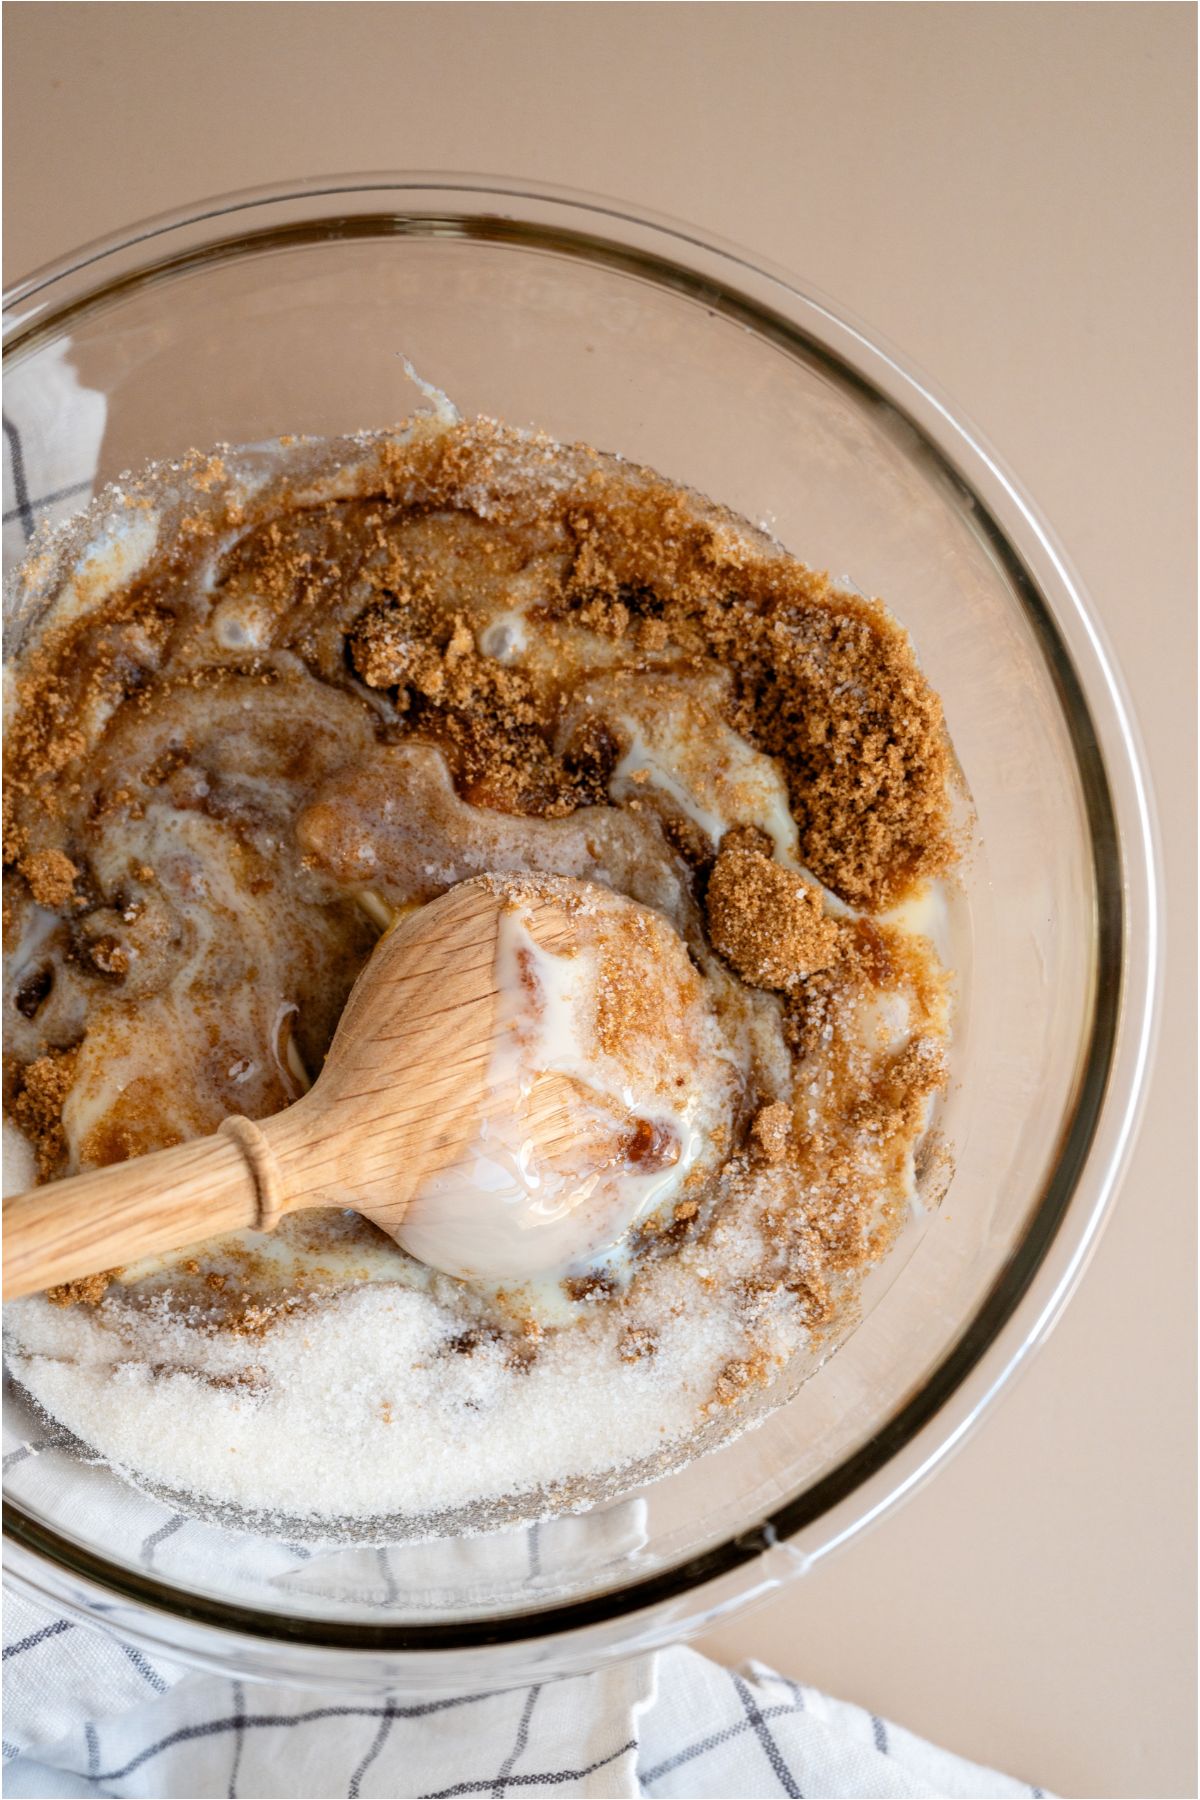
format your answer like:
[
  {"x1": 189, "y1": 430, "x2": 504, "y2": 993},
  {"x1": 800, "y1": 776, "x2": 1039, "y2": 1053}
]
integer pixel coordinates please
[{"x1": 4, "y1": 4, "x2": 1195, "y2": 1795}]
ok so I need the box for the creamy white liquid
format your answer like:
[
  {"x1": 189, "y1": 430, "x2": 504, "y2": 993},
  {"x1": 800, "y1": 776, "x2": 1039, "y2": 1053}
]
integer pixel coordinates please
[{"x1": 396, "y1": 888, "x2": 737, "y2": 1282}]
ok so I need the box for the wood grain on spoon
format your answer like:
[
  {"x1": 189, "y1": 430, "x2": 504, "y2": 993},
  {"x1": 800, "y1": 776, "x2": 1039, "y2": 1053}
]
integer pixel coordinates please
[{"x1": 1, "y1": 880, "x2": 582, "y2": 1301}]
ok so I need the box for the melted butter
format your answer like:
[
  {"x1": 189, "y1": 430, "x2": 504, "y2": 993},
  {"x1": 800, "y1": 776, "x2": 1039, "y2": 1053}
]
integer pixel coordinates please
[
  {"x1": 395, "y1": 888, "x2": 739, "y2": 1284},
  {"x1": 398, "y1": 356, "x2": 461, "y2": 426},
  {"x1": 46, "y1": 509, "x2": 160, "y2": 639},
  {"x1": 615, "y1": 717, "x2": 797, "y2": 862},
  {"x1": 297, "y1": 742, "x2": 695, "y2": 935},
  {"x1": 881, "y1": 879, "x2": 952, "y2": 959},
  {"x1": 8, "y1": 904, "x2": 64, "y2": 985},
  {"x1": 561, "y1": 671, "x2": 800, "y2": 863},
  {"x1": 354, "y1": 889, "x2": 399, "y2": 931},
  {"x1": 210, "y1": 592, "x2": 276, "y2": 652},
  {"x1": 477, "y1": 608, "x2": 529, "y2": 664}
]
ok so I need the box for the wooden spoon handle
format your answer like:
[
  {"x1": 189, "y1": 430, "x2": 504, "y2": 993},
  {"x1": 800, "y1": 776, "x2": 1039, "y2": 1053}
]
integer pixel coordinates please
[{"x1": 2, "y1": 1117, "x2": 276, "y2": 1300}]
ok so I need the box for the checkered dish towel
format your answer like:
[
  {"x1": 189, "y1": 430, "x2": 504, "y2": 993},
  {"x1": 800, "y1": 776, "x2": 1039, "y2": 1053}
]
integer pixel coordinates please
[
  {"x1": 3, "y1": 1582, "x2": 1046, "y2": 1799},
  {"x1": 4, "y1": 374, "x2": 1047, "y2": 1800}
]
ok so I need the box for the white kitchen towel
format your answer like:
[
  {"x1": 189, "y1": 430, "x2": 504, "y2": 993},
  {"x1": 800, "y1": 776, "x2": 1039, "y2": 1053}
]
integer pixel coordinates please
[
  {"x1": 2, "y1": 342, "x2": 107, "y2": 574},
  {"x1": 2, "y1": 1585, "x2": 1047, "y2": 1799}
]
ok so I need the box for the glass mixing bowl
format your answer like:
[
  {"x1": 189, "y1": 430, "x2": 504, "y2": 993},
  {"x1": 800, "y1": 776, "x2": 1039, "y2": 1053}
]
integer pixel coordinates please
[{"x1": 2, "y1": 175, "x2": 1159, "y2": 1692}]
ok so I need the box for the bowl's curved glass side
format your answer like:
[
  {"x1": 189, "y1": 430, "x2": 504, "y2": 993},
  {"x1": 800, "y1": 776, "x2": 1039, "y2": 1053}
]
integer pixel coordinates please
[{"x1": 2, "y1": 185, "x2": 1154, "y2": 1678}]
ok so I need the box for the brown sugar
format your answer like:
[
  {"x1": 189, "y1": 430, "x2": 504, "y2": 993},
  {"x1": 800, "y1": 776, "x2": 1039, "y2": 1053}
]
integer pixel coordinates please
[
  {"x1": 47, "y1": 1270, "x2": 115, "y2": 1307},
  {"x1": 705, "y1": 842, "x2": 838, "y2": 992},
  {"x1": 749, "y1": 1100, "x2": 793, "y2": 1165},
  {"x1": 617, "y1": 1324, "x2": 658, "y2": 1363},
  {"x1": 11, "y1": 1047, "x2": 79, "y2": 1179},
  {"x1": 18, "y1": 849, "x2": 77, "y2": 908},
  {"x1": 87, "y1": 936, "x2": 130, "y2": 976},
  {"x1": 712, "y1": 1349, "x2": 774, "y2": 1406}
]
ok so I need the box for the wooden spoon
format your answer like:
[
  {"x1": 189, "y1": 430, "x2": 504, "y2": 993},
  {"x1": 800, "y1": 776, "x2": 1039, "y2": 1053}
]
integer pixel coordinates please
[{"x1": 2, "y1": 879, "x2": 590, "y2": 1301}]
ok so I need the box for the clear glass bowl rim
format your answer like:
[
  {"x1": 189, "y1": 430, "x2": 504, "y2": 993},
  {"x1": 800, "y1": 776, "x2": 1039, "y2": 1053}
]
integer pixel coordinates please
[{"x1": 1, "y1": 172, "x2": 1162, "y2": 1663}]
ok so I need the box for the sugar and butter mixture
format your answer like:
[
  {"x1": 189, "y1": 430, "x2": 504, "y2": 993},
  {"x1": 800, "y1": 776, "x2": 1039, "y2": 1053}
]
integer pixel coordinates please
[{"x1": 3, "y1": 416, "x2": 959, "y2": 1531}]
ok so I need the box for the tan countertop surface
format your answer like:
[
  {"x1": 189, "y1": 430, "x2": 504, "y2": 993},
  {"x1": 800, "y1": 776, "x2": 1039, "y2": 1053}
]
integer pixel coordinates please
[{"x1": 4, "y1": 6, "x2": 1195, "y2": 1795}]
